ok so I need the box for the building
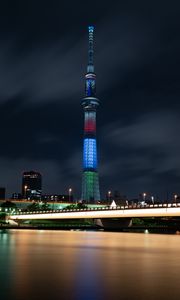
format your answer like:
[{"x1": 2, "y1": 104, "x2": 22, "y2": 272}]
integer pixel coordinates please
[
  {"x1": 81, "y1": 26, "x2": 100, "y2": 203},
  {"x1": 41, "y1": 194, "x2": 73, "y2": 202},
  {"x1": 22, "y1": 171, "x2": 42, "y2": 200},
  {"x1": 11, "y1": 193, "x2": 22, "y2": 200},
  {"x1": 0, "y1": 187, "x2": 5, "y2": 200}
]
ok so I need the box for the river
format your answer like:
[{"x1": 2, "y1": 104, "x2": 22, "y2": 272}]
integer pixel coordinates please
[{"x1": 0, "y1": 229, "x2": 180, "y2": 300}]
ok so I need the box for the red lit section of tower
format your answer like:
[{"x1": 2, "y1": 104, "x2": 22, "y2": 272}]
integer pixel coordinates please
[{"x1": 84, "y1": 112, "x2": 96, "y2": 133}]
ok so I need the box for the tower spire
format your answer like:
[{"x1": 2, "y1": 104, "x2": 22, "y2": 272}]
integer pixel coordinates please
[{"x1": 87, "y1": 25, "x2": 94, "y2": 73}]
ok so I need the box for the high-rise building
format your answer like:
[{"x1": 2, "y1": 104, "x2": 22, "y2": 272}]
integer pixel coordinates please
[
  {"x1": 0, "y1": 187, "x2": 5, "y2": 200},
  {"x1": 81, "y1": 26, "x2": 100, "y2": 202},
  {"x1": 22, "y1": 171, "x2": 42, "y2": 200}
]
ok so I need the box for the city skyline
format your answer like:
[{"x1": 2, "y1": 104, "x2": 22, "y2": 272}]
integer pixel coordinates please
[{"x1": 0, "y1": 1, "x2": 180, "y2": 199}]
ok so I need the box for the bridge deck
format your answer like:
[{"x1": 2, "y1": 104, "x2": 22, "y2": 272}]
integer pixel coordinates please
[{"x1": 9, "y1": 203, "x2": 180, "y2": 220}]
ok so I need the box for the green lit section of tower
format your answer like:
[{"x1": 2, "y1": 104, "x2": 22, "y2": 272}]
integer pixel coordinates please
[{"x1": 81, "y1": 26, "x2": 100, "y2": 202}]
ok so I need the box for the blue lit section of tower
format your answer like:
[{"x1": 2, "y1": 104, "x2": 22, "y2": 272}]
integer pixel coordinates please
[{"x1": 81, "y1": 26, "x2": 100, "y2": 202}]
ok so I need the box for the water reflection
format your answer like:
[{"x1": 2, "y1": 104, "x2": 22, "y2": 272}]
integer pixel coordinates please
[{"x1": 0, "y1": 230, "x2": 180, "y2": 300}]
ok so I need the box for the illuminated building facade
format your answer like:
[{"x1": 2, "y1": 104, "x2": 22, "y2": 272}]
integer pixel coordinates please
[
  {"x1": 22, "y1": 171, "x2": 42, "y2": 200},
  {"x1": 81, "y1": 26, "x2": 100, "y2": 202}
]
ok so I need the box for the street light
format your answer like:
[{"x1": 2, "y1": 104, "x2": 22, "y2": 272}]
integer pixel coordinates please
[
  {"x1": 24, "y1": 185, "x2": 28, "y2": 200},
  {"x1": 108, "y1": 190, "x2": 111, "y2": 202},
  {"x1": 174, "y1": 194, "x2": 178, "y2": 204},
  {"x1": 143, "y1": 193, "x2": 146, "y2": 202},
  {"x1": 151, "y1": 196, "x2": 154, "y2": 205},
  {"x1": 69, "y1": 188, "x2": 72, "y2": 202}
]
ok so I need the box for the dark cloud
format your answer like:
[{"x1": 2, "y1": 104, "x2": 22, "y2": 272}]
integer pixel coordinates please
[
  {"x1": 0, "y1": 0, "x2": 180, "y2": 199},
  {"x1": 99, "y1": 111, "x2": 180, "y2": 196}
]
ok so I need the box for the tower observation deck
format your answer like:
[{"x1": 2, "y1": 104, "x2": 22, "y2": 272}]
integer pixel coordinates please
[{"x1": 81, "y1": 26, "x2": 100, "y2": 202}]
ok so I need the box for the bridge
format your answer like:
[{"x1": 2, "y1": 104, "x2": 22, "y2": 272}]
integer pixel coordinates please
[{"x1": 9, "y1": 203, "x2": 180, "y2": 220}]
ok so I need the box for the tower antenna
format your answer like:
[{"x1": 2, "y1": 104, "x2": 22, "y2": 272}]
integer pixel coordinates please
[{"x1": 87, "y1": 25, "x2": 94, "y2": 73}]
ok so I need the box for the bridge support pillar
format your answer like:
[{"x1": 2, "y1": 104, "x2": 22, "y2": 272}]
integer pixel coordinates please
[
  {"x1": 6, "y1": 217, "x2": 19, "y2": 226},
  {"x1": 94, "y1": 218, "x2": 132, "y2": 230}
]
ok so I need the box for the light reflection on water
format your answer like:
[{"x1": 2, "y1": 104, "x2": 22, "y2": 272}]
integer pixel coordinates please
[{"x1": 0, "y1": 229, "x2": 180, "y2": 300}]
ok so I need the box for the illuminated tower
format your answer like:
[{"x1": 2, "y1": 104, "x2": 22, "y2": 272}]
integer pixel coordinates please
[{"x1": 81, "y1": 26, "x2": 100, "y2": 202}]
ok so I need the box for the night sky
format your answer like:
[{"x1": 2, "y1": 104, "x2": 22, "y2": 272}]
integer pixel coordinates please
[{"x1": 0, "y1": 0, "x2": 180, "y2": 200}]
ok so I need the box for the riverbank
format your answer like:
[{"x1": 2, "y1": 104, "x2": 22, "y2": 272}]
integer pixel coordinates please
[
  {"x1": 0, "y1": 224, "x2": 99, "y2": 230},
  {"x1": 1, "y1": 223, "x2": 180, "y2": 234}
]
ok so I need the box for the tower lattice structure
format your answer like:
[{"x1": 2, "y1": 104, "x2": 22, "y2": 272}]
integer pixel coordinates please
[{"x1": 81, "y1": 26, "x2": 100, "y2": 202}]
